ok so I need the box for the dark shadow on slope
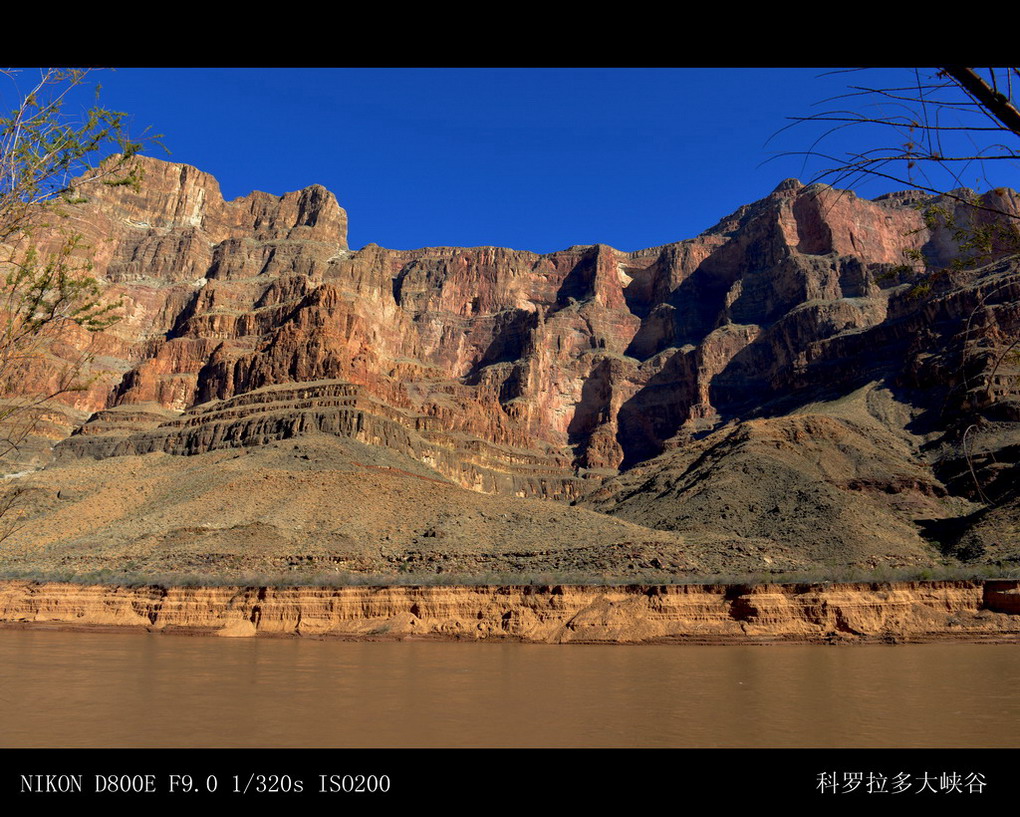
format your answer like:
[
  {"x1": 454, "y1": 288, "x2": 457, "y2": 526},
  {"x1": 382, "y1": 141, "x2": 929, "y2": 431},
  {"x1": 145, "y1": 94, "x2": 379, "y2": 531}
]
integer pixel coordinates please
[
  {"x1": 707, "y1": 306, "x2": 932, "y2": 426},
  {"x1": 917, "y1": 512, "x2": 989, "y2": 561},
  {"x1": 567, "y1": 357, "x2": 615, "y2": 447},
  {"x1": 553, "y1": 248, "x2": 598, "y2": 310},
  {"x1": 462, "y1": 309, "x2": 541, "y2": 387},
  {"x1": 616, "y1": 348, "x2": 700, "y2": 469}
]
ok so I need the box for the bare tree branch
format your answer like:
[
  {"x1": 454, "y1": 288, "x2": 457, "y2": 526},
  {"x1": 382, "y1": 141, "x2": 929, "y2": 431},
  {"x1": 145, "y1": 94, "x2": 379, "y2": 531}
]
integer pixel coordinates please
[{"x1": 943, "y1": 67, "x2": 1020, "y2": 137}]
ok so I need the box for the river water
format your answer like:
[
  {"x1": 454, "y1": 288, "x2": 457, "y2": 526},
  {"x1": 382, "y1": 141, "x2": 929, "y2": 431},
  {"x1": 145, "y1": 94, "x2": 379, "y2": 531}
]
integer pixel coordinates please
[{"x1": 0, "y1": 630, "x2": 1017, "y2": 748}]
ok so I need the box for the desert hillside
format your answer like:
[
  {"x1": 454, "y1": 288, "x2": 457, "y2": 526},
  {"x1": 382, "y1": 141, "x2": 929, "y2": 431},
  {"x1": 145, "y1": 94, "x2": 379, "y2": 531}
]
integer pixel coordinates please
[{"x1": 0, "y1": 156, "x2": 1017, "y2": 582}]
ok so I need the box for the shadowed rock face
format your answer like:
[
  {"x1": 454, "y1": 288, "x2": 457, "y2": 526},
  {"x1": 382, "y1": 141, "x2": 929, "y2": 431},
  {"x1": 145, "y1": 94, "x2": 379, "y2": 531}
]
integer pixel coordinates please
[{"x1": 3, "y1": 157, "x2": 1019, "y2": 575}]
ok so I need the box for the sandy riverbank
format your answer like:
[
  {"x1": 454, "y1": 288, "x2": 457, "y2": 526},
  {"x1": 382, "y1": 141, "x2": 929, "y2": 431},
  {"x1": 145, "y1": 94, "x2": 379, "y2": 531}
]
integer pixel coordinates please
[{"x1": 2, "y1": 579, "x2": 1019, "y2": 644}]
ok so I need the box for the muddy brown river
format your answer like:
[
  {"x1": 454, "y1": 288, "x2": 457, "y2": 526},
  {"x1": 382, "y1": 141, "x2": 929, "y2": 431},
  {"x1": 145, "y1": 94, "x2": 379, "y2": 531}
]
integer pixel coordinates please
[{"x1": 1, "y1": 630, "x2": 1017, "y2": 748}]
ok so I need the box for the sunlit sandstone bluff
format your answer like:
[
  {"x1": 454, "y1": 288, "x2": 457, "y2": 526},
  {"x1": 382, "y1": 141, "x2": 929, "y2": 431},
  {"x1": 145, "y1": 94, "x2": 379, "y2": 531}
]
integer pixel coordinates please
[
  {"x1": 0, "y1": 155, "x2": 1018, "y2": 642},
  {"x1": 2, "y1": 580, "x2": 1020, "y2": 643}
]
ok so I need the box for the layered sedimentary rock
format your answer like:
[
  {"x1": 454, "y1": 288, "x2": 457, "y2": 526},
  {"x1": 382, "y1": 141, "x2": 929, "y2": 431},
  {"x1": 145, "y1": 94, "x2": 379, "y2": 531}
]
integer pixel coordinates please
[
  {"x1": 1, "y1": 579, "x2": 1018, "y2": 644},
  {"x1": 2, "y1": 155, "x2": 1018, "y2": 574}
]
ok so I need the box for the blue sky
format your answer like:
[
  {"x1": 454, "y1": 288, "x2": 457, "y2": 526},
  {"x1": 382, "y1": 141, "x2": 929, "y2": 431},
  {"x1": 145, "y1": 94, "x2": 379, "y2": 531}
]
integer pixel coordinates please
[{"x1": 44, "y1": 67, "x2": 1020, "y2": 254}]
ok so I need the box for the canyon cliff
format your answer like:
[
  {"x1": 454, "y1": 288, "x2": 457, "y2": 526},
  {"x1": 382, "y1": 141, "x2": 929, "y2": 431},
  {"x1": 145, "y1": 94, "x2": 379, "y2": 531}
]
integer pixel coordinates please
[{"x1": 0, "y1": 155, "x2": 1016, "y2": 580}]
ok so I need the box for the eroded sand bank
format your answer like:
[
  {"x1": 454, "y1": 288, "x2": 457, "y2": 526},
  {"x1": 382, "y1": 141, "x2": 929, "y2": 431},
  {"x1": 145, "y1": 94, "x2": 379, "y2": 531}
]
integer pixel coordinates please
[{"x1": 2, "y1": 579, "x2": 1019, "y2": 644}]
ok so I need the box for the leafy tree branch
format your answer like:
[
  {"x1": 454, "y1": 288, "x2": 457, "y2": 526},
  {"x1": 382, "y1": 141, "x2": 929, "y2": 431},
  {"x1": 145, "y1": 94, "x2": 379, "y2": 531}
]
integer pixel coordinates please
[{"x1": 0, "y1": 68, "x2": 156, "y2": 469}]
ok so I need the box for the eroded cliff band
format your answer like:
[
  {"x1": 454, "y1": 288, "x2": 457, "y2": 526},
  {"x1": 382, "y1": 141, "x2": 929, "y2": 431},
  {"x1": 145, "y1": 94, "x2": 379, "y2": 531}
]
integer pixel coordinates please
[{"x1": 2, "y1": 579, "x2": 1019, "y2": 645}]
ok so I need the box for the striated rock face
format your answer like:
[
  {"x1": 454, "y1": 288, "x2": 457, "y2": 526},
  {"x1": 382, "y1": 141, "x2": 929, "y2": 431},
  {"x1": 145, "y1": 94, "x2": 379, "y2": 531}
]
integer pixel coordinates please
[
  {"x1": 1, "y1": 579, "x2": 1018, "y2": 644},
  {"x1": 3, "y1": 156, "x2": 1019, "y2": 574},
  {"x1": 26, "y1": 161, "x2": 1013, "y2": 465}
]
